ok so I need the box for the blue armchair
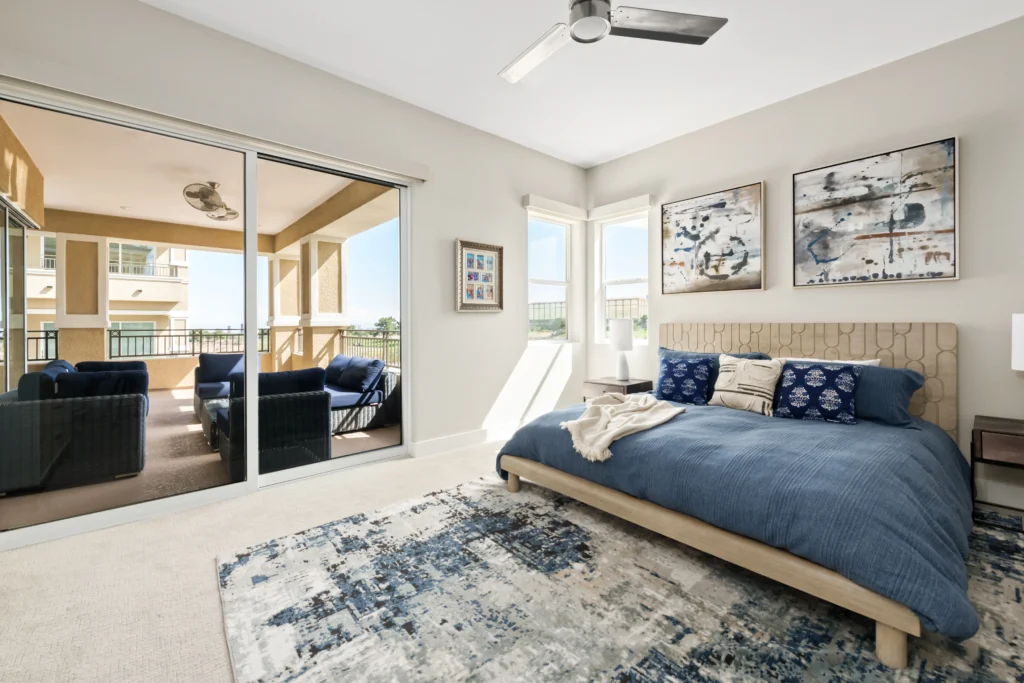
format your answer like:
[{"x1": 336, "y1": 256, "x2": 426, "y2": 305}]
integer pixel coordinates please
[
  {"x1": 324, "y1": 354, "x2": 394, "y2": 433},
  {"x1": 216, "y1": 368, "x2": 331, "y2": 480},
  {"x1": 193, "y1": 353, "x2": 259, "y2": 418}
]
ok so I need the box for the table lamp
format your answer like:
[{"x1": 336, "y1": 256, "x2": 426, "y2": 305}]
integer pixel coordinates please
[
  {"x1": 608, "y1": 318, "x2": 633, "y2": 381},
  {"x1": 1013, "y1": 314, "x2": 1024, "y2": 371}
]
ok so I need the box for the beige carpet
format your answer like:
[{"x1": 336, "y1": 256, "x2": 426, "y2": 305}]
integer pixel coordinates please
[
  {"x1": 0, "y1": 390, "x2": 403, "y2": 531},
  {"x1": 0, "y1": 444, "x2": 496, "y2": 682}
]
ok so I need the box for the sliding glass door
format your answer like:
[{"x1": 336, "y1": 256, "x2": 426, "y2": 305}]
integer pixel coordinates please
[
  {"x1": 0, "y1": 80, "x2": 410, "y2": 548},
  {"x1": 0, "y1": 98, "x2": 250, "y2": 533},
  {"x1": 2, "y1": 204, "x2": 27, "y2": 392},
  {"x1": 255, "y1": 156, "x2": 404, "y2": 483}
]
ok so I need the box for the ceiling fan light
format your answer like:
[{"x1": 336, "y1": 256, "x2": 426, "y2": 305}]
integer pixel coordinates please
[{"x1": 569, "y1": 0, "x2": 611, "y2": 43}]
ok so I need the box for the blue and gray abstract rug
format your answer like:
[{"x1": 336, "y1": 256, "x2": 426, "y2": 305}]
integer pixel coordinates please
[{"x1": 218, "y1": 480, "x2": 1023, "y2": 682}]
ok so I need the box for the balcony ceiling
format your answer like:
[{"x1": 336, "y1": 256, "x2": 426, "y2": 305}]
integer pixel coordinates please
[
  {"x1": 137, "y1": 0, "x2": 1024, "y2": 167},
  {"x1": 0, "y1": 100, "x2": 355, "y2": 234}
]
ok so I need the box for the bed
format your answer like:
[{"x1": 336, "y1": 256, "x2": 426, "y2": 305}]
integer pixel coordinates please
[{"x1": 497, "y1": 322, "x2": 969, "y2": 669}]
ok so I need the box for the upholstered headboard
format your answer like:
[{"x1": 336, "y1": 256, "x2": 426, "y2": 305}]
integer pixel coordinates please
[{"x1": 658, "y1": 323, "x2": 958, "y2": 440}]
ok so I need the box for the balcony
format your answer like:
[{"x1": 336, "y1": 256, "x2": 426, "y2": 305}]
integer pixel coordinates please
[
  {"x1": 339, "y1": 329, "x2": 401, "y2": 369},
  {"x1": 528, "y1": 297, "x2": 649, "y2": 340},
  {"x1": 109, "y1": 261, "x2": 184, "y2": 279},
  {"x1": 108, "y1": 328, "x2": 270, "y2": 359},
  {"x1": 0, "y1": 330, "x2": 60, "y2": 363}
]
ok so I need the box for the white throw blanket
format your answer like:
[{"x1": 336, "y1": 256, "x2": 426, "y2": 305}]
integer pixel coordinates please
[{"x1": 560, "y1": 393, "x2": 685, "y2": 463}]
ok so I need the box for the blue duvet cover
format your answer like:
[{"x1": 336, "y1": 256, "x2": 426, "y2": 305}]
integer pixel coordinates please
[{"x1": 497, "y1": 404, "x2": 977, "y2": 640}]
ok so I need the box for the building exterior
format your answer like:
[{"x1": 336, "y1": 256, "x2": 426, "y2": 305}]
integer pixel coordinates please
[{"x1": 25, "y1": 233, "x2": 190, "y2": 346}]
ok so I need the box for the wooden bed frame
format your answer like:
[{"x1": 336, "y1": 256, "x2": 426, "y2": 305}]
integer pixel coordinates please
[{"x1": 500, "y1": 322, "x2": 958, "y2": 669}]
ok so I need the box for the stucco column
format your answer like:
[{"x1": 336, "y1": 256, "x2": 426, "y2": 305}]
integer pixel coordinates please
[
  {"x1": 267, "y1": 255, "x2": 301, "y2": 371},
  {"x1": 54, "y1": 233, "x2": 109, "y2": 363},
  {"x1": 296, "y1": 235, "x2": 348, "y2": 368}
]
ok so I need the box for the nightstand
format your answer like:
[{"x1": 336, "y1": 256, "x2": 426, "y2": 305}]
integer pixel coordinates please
[
  {"x1": 582, "y1": 378, "x2": 653, "y2": 401},
  {"x1": 971, "y1": 415, "x2": 1024, "y2": 510}
]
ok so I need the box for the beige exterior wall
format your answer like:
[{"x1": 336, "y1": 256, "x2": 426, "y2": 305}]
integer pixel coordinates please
[
  {"x1": 64, "y1": 240, "x2": 98, "y2": 315},
  {"x1": 316, "y1": 241, "x2": 341, "y2": 315},
  {"x1": 278, "y1": 259, "x2": 299, "y2": 317},
  {"x1": 56, "y1": 328, "x2": 106, "y2": 366},
  {"x1": 299, "y1": 243, "x2": 311, "y2": 316},
  {"x1": 0, "y1": 112, "x2": 45, "y2": 226}
]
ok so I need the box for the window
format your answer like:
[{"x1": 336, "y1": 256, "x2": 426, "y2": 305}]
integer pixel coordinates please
[
  {"x1": 42, "y1": 236, "x2": 56, "y2": 269},
  {"x1": 528, "y1": 217, "x2": 569, "y2": 341},
  {"x1": 109, "y1": 242, "x2": 157, "y2": 275},
  {"x1": 600, "y1": 215, "x2": 649, "y2": 341}
]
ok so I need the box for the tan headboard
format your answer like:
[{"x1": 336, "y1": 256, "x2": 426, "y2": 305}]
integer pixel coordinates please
[{"x1": 658, "y1": 323, "x2": 958, "y2": 440}]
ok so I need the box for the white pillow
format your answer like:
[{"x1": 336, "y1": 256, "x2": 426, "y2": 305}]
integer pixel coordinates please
[{"x1": 777, "y1": 357, "x2": 881, "y2": 366}]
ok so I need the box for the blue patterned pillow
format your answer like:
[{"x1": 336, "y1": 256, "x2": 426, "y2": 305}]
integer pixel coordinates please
[
  {"x1": 776, "y1": 362, "x2": 862, "y2": 425},
  {"x1": 656, "y1": 357, "x2": 715, "y2": 405}
]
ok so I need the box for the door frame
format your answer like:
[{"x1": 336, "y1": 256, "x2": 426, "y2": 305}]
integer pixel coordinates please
[{"x1": 0, "y1": 76, "x2": 418, "y2": 551}]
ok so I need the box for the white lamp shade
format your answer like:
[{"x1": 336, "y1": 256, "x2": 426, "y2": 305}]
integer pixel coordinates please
[
  {"x1": 1013, "y1": 314, "x2": 1024, "y2": 371},
  {"x1": 608, "y1": 318, "x2": 634, "y2": 352}
]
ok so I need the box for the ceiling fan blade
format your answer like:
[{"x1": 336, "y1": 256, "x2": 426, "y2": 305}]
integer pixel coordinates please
[
  {"x1": 499, "y1": 24, "x2": 570, "y2": 83},
  {"x1": 610, "y1": 7, "x2": 727, "y2": 45}
]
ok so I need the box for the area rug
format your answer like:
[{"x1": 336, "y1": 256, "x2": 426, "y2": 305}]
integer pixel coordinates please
[{"x1": 217, "y1": 479, "x2": 1023, "y2": 682}]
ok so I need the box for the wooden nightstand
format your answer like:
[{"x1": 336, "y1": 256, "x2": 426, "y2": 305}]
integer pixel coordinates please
[
  {"x1": 971, "y1": 415, "x2": 1024, "y2": 509},
  {"x1": 582, "y1": 378, "x2": 654, "y2": 401}
]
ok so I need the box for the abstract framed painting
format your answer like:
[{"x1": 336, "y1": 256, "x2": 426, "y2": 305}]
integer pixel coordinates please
[
  {"x1": 793, "y1": 138, "x2": 958, "y2": 287},
  {"x1": 662, "y1": 182, "x2": 764, "y2": 294},
  {"x1": 455, "y1": 239, "x2": 504, "y2": 312}
]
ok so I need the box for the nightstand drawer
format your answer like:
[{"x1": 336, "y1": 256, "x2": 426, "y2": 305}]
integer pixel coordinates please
[
  {"x1": 583, "y1": 383, "x2": 625, "y2": 399},
  {"x1": 981, "y1": 432, "x2": 1024, "y2": 465}
]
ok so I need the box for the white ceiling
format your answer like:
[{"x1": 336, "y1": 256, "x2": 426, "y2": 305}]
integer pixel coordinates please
[
  {"x1": 138, "y1": 0, "x2": 1024, "y2": 167},
  {"x1": 0, "y1": 100, "x2": 352, "y2": 234}
]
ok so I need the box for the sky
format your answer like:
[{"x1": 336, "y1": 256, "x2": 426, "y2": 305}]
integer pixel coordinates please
[
  {"x1": 188, "y1": 218, "x2": 400, "y2": 330},
  {"x1": 527, "y1": 216, "x2": 648, "y2": 303}
]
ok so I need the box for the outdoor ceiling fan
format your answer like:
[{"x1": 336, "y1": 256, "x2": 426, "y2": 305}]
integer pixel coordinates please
[
  {"x1": 499, "y1": 0, "x2": 728, "y2": 83},
  {"x1": 182, "y1": 181, "x2": 239, "y2": 222}
]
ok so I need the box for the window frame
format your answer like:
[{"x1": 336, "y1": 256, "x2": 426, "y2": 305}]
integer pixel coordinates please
[
  {"x1": 596, "y1": 210, "x2": 651, "y2": 345},
  {"x1": 526, "y1": 212, "x2": 572, "y2": 344}
]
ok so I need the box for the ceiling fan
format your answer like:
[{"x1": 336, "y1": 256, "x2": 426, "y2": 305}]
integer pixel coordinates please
[
  {"x1": 182, "y1": 181, "x2": 239, "y2": 221},
  {"x1": 499, "y1": 0, "x2": 728, "y2": 83}
]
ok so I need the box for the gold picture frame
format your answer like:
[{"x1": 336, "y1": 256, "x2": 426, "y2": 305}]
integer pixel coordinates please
[{"x1": 456, "y1": 239, "x2": 504, "y2": 312}]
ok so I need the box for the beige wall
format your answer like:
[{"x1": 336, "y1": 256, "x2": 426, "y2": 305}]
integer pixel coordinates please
[
  {"x1": 0, "y1": 112, "x2": 45, "y2": 225},
  {"x1": 64, "y1": 240, "x2": 99, "y2": 315},
  {"x1": 1, "y1": 0, "x2": 588, "y2": 446},
  {"x1": 586, "y1": 17, "x2": 1024, "y2": 506},
  {"x1": 299, "y1": 242, "x2": 311, "y2": 316},
  {"x1": 57, "y1": 328, "x2": 105, "y2": 366},
  {"x1": 278, "y1": 259, "x2": 299, "y2": 317},
  {"x1": 316, "y1": 241, "x2": 341, "y2": 314}
]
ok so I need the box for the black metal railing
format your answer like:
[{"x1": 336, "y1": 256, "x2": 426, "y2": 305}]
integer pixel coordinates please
[
  {"x1": 27, "y1": 330, "x2": 59, "y2": 362},
  {"x1": 339, "y1": 330, "x2": 400, "y2": 368},
  {"x1": 108, "y1": 328, "x2": 270, "y2": 359},
  {"x1": 108, "y1": 261, "x2": 181, "y2": 278}
]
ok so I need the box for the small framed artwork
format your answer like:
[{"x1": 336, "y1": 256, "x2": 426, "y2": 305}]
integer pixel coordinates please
[
  {"x1": 793, "y1": 137, "x2": 957, "y2": 287},
  {"x1": 456, "y1": 239, "x2": 504, "y2": 312},
  {"x1": 662, "y1": 182, "x2": 765, "y2": 294}
]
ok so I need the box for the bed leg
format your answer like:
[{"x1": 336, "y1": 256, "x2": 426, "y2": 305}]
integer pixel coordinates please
[
  {"x1": 875, "y1": 622, "x2": 908, "y2": 669},
  {"x1": 506, "y1": 472, "x2": 521, "y2": 493}
]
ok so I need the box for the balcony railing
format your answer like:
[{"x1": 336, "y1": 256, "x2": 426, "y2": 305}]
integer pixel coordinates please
[
  {"x1": 0, "y1": 330, "x2": 58, "y2": 363},
  {"x1": 108, "y1": 328, "x2": 270, "y2": 359},
  {"x1": 528, "y1": 298, "x2": 649, "y2": 340},
  {"x1": 109, "y1": 261, "x2": 181, "y2": 278},
  {"x1": 28, "y1": 330, "x2": 59, "y2": 362},
  {"x1": 40, "y1": 256, "x2": 56, "y2": 270},
  {"x1": 340, "y1": 330, "x2": 400, "y2": 369}
]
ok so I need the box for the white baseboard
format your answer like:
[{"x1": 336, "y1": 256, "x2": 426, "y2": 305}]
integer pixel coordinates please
[{"x1": 411, "y1": 429, "x2": 490, "y2": 458}]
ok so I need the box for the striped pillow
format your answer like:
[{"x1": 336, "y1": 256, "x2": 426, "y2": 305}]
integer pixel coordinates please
[{"x1": 709, "y1": 354, "x2": 784, "y2": 416}]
